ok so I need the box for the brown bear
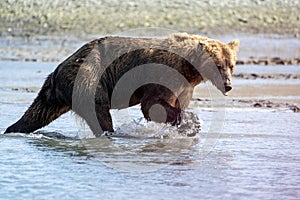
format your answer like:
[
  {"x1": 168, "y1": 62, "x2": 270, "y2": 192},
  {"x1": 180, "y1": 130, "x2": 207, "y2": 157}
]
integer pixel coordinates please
[{"x1": 5, "y1": 33, "x2": 239, "y2": 137}]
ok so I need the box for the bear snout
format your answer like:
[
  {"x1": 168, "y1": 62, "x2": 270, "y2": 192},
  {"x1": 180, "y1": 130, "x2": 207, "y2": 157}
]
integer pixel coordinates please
[
  {"x1": 223, "y1": 84, "x2": 232, "y2": 96},
  {"x1": 224, "y1": 85, "x2": 232, "y2": 92}
]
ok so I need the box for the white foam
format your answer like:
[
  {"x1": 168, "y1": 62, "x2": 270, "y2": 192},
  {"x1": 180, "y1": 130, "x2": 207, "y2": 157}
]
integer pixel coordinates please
[{"x1": 111, "y1": 111, "x2": 203, "y2": 138}]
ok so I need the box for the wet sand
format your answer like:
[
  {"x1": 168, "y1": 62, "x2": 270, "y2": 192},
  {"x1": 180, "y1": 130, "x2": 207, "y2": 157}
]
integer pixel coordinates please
[
  {"x1": 0, "y1": 34, "x2": 299, "y2": 64},
  {"x1": 192, "y1": 63, "x2": 300, "y2": 113},
  {"x1": 194, "y1": 84, "x2": 300, "y2": 112}
]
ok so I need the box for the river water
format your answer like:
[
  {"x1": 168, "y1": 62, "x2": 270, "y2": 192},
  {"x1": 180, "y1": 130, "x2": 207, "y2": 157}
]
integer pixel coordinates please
[{"x1": 0, "y1": 61, "x2": 299, "y2": 199}]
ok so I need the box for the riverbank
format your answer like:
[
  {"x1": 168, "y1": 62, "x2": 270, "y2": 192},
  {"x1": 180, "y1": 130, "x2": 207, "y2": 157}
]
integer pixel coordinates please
[
  {"x1": 0, "y1": 33, "x2": 299, "y2": 65},
  {"x1": 1, "y1": 0, "x2": 299, "y2": 36},
  {"x1": 0, "y1": 0, "x2": 299, "y2": 63}
]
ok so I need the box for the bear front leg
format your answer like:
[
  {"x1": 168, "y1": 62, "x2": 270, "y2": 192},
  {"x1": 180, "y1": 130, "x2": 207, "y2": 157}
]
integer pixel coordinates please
[
  {"x1": 80, "y1": 104, "x2": 113, "y2": 137},
  {"x1": 162, "y1": 100, "x2": 182, "y2": 126},
  {"x1": 95, "y1": 104, "x2": 114, "y2": 136},
  {"x1": 141, "y1": 97, "x2": 181, "y2": 126}
]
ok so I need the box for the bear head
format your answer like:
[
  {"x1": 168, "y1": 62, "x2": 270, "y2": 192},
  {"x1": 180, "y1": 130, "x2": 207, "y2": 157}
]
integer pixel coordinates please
[
  {"x1": 169, "y1": 33, "x2": 239, "y2": 96},
  {"x1": 200, "y1": 38, "x2": 239, "y2": 96}
]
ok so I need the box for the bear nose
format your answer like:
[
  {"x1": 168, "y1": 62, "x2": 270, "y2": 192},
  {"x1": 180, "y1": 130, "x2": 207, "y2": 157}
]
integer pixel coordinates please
[{"x1": 225, "y1": 85, "x2": 232, "y2": 92}]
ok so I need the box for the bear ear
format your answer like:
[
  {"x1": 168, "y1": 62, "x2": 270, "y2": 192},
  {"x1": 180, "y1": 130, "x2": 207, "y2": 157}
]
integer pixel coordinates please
[{"x1": 228, "y1": 40, "x2": 240, "y2": 52}]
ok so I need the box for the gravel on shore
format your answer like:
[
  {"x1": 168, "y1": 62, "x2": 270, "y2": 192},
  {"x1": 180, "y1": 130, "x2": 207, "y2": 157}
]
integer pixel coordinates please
[
  {"x1": 0, "y1": 0, "x2": 299, "y2": 36},
  {"x1": 0, "y1": 1, "x2": 299, "y2": 64}
]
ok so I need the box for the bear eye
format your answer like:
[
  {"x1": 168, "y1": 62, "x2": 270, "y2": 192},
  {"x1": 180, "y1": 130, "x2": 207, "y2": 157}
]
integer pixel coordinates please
[
  {"x1": 215, "y1": 63, "x2": 222, "y2": 68},
  {"x1": 229, "y1": 64, "x2": 234, "y2": 73}
]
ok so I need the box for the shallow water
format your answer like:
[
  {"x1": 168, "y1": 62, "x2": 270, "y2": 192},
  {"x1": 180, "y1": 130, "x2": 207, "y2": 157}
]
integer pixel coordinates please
[{"x1": 0, "y1": 61, "x2": 300, "y2": 199}]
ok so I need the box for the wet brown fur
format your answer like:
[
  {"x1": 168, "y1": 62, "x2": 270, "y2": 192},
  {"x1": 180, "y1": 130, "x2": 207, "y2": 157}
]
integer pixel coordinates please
[{"x1": 5, "y1": 33, "x2": 239, "y2": 136}]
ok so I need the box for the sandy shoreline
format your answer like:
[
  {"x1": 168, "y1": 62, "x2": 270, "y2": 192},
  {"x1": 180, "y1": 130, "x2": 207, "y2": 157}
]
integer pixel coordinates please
[{"x1": 193, "y1": 83, "x2": 300, "y2": 112}]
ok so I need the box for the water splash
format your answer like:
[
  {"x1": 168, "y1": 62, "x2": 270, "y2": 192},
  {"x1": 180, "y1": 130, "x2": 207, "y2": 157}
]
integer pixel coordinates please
[
  {"x1": 0, "y1": 132, "x2": 45, "y2": 139},
  {"x1": 107, "y1": 111, "x2": 203, "y2": 139},
  {"x1": 0, "y1": 131, "x2": 76, "y2": 140},
  {"x1": 79, "y1": 111, "x2": 203, "y2": 172}
]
